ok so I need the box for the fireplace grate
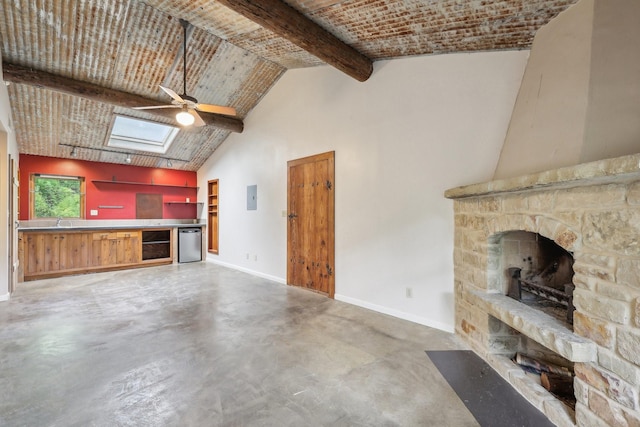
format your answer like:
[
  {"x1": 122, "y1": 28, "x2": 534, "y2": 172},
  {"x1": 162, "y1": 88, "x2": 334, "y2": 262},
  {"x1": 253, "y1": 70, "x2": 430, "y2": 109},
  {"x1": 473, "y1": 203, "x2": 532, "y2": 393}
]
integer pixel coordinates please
[{"x1": 507, "y1": 267, "x2": 575, "y2": 325}]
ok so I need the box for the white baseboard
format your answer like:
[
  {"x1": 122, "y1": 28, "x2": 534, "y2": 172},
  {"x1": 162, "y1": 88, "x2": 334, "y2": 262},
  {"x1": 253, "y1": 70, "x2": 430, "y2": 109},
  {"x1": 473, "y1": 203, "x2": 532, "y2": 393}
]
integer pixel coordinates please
[
  {"x1": 334, "y1": 293, "x2": 455, "y2": 333},
  {"x1": 206, "y1": 257, "x2": 286, "y2": 284},
  {"x1": 203, "y1": 257, "x2": 453, "y2": 333},
  {"x1": 0, "y1": 293, "x2": 10, "y2": 302}
]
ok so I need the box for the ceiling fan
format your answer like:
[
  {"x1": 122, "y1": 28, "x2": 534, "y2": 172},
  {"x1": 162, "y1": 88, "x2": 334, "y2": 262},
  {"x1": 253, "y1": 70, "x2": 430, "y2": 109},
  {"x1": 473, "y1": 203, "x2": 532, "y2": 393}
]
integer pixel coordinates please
[{"x1": 133, "y1": 19, "x2": 237, "y2": 127}]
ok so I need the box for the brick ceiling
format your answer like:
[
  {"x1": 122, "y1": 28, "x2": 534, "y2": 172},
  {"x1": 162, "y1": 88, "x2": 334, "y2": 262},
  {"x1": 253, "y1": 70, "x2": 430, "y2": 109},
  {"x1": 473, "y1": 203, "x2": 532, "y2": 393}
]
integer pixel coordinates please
[{"x1": 0, "y1": 0, "x2": 578, "y2": 170}]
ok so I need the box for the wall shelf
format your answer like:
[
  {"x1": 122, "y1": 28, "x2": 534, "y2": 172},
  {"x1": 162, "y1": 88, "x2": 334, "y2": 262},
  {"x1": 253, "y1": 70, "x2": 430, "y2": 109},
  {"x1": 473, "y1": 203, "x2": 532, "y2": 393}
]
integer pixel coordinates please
[
  {"x1": 165, "y1": 202, "x2": 203, "y2": 205},
  {"x1": 92, "y1": 180, "x2": 198, "y2": 190}
]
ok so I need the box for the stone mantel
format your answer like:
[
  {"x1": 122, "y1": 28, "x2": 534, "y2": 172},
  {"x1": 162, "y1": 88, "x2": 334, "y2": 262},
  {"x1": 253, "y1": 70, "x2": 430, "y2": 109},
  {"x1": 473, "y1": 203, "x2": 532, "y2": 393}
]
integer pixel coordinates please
[{"x1": 445, "y1": 153, "x2": 640, "y2": 199}]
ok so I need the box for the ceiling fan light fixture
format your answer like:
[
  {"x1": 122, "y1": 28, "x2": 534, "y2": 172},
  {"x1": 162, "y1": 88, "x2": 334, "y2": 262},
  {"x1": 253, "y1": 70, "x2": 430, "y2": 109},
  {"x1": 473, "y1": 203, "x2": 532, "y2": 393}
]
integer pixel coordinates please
[{"x1": 176, "y1": 107, "x2": 195, "y2": 126}]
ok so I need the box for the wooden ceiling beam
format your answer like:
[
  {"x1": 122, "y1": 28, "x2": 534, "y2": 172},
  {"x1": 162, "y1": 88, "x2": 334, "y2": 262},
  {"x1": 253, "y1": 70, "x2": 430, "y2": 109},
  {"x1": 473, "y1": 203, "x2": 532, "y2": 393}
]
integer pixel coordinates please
[
  {"x1": 2, "y1": 62, "x2": 244, "y2": 133},
  {"x1": 216, "y1": 0, "x2": 373, "y2": 82}
]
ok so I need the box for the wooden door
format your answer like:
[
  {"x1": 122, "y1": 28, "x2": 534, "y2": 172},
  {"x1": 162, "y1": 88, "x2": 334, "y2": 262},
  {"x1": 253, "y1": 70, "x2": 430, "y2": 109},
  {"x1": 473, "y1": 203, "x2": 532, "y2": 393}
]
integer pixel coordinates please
[{"x1": 287, "y1": 151, "x2": 335, "y2": 298}]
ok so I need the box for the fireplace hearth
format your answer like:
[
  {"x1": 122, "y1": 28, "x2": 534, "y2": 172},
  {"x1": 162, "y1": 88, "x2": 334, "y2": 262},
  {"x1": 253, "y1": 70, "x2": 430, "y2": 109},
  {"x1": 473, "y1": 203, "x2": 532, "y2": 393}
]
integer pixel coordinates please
[{"x1": 446, "y1": 154, "x2": 640, "y2": 427}]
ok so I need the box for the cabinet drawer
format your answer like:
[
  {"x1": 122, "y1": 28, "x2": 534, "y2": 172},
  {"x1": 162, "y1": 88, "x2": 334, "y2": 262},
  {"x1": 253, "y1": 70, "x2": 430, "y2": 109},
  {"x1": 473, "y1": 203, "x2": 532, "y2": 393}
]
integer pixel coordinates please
[
  {"x1": 116, "y1": 231, "x2": 140, "y2": 239},
  {"x1": 93, "y1": 232, "x2": 117, "y2": 241}
]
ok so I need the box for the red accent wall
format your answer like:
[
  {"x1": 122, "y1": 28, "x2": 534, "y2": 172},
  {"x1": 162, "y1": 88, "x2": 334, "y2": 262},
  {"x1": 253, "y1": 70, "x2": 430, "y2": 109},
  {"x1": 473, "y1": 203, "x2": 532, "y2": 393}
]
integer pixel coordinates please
[{"x1": 19, "y1": 155, "x2": 199, "y2": 220}]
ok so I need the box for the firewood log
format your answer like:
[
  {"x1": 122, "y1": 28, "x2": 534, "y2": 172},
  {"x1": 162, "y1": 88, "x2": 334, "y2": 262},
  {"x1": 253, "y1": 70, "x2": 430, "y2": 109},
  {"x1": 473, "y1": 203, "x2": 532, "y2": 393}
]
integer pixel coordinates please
[
  {"x1": 515, "y1": 353, "x2": 572, "y2": 377},
  {"x1": 541, "y1": 372, "x2": 574, "y2": 397}
]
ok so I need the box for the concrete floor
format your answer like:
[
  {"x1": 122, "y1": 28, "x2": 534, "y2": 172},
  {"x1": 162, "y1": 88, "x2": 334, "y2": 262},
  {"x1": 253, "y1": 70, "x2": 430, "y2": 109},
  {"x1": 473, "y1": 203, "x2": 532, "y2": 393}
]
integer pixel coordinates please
[{"x1": 0, "y1": 262, "x2": 479, "y2": 426}]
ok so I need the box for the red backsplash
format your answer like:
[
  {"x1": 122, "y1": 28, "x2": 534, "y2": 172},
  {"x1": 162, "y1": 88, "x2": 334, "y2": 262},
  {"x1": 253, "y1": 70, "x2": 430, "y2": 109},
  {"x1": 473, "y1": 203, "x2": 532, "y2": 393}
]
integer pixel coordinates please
[{"x1": 19, "y1": 155, "x2": 198, "y2": 220}]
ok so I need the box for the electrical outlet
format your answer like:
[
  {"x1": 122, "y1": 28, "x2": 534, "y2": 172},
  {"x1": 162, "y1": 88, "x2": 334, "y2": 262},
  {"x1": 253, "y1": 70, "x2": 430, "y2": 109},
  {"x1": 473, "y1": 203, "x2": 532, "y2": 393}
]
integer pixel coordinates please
[
  {"x1": 246, "y1": 253, "x2": 250, "y2": 260},
  {"x1": 405, "y1": 287, "x2": 413, "y2": 298},
  {"x1": 254, "y1": 254, "x2": 258, "y2": 262}
]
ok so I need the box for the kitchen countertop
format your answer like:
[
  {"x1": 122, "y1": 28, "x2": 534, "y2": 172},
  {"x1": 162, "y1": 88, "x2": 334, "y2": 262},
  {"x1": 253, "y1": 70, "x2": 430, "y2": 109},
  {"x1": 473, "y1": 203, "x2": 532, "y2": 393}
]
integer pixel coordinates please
[{"x1": 18, "y1": 221, "x2": 205, "y2": 232}]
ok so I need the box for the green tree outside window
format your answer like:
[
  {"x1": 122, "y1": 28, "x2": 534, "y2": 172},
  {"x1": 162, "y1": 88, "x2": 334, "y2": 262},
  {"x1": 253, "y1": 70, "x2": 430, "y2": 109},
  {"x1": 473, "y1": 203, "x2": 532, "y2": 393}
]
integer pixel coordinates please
[{"x1": 34, "y1": 176, "x2": 81, "y2": 218}]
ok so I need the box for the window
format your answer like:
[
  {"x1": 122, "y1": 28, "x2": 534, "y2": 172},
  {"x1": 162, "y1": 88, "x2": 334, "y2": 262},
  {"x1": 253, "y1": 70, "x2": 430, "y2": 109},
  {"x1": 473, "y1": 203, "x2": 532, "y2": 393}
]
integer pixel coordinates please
[
  {"x1": 30, "y1": 174, "x2": 86, "y2": 219},
  {"x1": 106, "y1": 115, "x2": 179, "y2": 154}
]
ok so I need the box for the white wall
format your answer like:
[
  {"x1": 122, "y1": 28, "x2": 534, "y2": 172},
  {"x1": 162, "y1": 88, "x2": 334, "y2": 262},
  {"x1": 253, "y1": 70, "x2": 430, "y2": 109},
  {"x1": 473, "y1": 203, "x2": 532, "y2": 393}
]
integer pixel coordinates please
[{"x1": 198, "y1": 50, "x2": 528, "y2": 332}]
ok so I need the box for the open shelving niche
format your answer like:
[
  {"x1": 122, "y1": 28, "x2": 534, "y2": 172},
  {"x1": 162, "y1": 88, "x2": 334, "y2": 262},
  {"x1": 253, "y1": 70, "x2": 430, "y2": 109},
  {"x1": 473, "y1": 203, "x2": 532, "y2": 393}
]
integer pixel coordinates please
[
  {"x1": 208, "y1": 180, "x2": 219, "y2": 254},
  {"x1": 141, "y1": 229, "x2": 172, "y2": 261}
]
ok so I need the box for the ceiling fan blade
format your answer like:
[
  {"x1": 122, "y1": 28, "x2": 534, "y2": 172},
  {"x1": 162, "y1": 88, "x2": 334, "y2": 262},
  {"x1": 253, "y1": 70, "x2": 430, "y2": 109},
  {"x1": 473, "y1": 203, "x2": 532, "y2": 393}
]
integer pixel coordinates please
[
  {"x1": 190, "y1": 109, "x2": 206, "y2": 127},
  {"x1": 160, "y1": 85, "x2": 185, "y2": 103},
  {"x1": 132, "y1": 105, "x2": 180, "y2": 110},
  {"x1": 196, "y1": 103, "x2": 237, "y2": 116}
]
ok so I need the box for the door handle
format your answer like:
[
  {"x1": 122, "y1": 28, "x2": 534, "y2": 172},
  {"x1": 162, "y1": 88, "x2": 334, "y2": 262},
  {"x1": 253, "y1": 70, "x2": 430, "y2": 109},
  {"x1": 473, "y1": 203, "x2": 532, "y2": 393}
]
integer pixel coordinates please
[{"x1": 287, "y1": 213, "x2": 298, "y2": 220}]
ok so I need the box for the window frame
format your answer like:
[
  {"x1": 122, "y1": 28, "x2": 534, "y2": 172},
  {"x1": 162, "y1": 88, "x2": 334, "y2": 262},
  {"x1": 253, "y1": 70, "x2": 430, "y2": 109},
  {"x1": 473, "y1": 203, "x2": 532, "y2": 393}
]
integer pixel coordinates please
[
  {"x1": 106, "y1": 114, "x2": 180, "y2": 154},
  {"x1": 29, "y1": 174, "x2": 86, "y2": 219}
]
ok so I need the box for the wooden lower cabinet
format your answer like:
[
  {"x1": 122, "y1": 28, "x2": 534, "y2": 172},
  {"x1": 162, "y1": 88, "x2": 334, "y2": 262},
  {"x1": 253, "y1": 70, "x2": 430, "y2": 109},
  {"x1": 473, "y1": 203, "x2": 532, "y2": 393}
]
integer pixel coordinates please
[
  {"x1": 90, "y1": 231, "x2": 141, "y2": 266},
  {"x1": 63, "y1": 232, "x2": 92, "y2": 270},
  {"x1": 19, "y1": 229, "x2": 160, "y2": 282},
  {"x1": 117, "y1": 231, "x2": 141, "y2": 264},
  {"x1": 92, "y1": 232, "x2": 118, "y2": 266}
]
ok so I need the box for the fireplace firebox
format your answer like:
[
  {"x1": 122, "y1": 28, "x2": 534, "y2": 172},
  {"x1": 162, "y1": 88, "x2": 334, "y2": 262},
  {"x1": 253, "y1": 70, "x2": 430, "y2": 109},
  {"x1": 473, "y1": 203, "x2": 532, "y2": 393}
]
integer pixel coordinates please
[{"x1": 501, "y1": 233, "x2": 576, "y2": 326}]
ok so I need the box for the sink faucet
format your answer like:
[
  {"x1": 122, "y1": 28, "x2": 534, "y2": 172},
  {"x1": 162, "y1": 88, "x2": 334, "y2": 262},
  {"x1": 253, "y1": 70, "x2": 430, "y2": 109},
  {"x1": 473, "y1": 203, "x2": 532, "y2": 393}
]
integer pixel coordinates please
[{"x1": 56, "y1": 218, "x2": 73, "y2": 227}]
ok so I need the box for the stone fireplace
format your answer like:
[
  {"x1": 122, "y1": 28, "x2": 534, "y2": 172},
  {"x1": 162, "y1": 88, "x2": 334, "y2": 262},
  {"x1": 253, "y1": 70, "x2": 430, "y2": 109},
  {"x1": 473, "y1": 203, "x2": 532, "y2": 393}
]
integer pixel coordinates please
[{"x1": 446, "y1": 154, "x2": 640, "y2": 427}]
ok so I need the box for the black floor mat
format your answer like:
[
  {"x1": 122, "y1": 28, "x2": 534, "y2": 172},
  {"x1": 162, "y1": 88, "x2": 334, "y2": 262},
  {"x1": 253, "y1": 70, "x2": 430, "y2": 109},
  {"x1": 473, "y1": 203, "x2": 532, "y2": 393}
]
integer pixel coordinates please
[{"x1": 426, "y1": 350, "x2": 555, "y2": 427}]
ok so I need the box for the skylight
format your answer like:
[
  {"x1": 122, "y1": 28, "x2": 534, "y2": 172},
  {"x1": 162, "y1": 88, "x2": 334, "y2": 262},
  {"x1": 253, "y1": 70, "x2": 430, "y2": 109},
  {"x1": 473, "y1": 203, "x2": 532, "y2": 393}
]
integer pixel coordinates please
[{"x1": 107, "y1": 115, "x2": 179, "y2": 154}]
